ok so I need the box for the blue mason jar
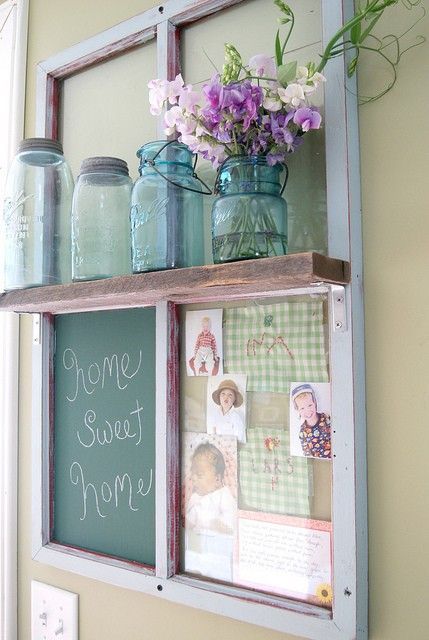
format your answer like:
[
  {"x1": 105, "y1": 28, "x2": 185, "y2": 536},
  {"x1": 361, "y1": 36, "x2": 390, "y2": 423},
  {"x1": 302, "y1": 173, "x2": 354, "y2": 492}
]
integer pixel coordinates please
[
  {"x1": 211, "y1": 155, "x2": 288, "y2": 263},
  {"x1": 2, "y1": 138, "x2": 74, "y2": 290},
  {"x1": 131, "y1": 141, "x2": 204, "y2": 272}
]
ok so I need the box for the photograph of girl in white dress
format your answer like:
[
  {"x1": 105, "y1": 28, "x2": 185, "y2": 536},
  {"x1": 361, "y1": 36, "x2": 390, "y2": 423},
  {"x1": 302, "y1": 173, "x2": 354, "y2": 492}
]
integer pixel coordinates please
[{"x1": 206, "y1": 375, "x2": 247, "y2": 444}]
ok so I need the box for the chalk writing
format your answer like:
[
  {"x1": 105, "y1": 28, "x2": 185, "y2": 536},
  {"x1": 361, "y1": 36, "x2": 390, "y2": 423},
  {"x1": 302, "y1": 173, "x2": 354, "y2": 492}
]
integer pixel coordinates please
[
  {"x1": 76, "y1": 400, "x2": 144, "y2": 448},
  {"x1": 62, "y1": 348, "x2": 143, "y2": 402},
  {"x1": 69, "y1": 462, "x2": 154, "y2": 520}
]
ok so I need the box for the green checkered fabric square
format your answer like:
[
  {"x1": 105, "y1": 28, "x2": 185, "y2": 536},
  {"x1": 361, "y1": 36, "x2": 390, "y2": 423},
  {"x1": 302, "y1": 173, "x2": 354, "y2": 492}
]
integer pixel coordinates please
[
  {"x1": 224, "y1": 299, "x2": 329, "y2": 393},
  {"x1": 239, "y1": 427, "x2": 312, "y2": 516}
]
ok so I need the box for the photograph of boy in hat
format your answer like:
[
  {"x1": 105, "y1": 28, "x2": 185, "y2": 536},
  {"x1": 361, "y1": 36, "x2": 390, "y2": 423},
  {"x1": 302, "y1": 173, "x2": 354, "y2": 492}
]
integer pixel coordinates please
[
  {"x1": 207, "y1": 374, "x2": 247, "y2": 444},
  {"x1": 290, "y1": 382, "x2": 331, "y2": 459}
]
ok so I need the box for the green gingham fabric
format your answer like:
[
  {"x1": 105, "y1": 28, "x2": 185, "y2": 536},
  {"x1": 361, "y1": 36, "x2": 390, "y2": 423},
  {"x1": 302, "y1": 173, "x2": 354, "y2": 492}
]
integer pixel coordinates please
[
  {"x1": 239, "y1": 427, "x2": 312, "y2": 516},
  {"x1": 224, "y1": 299, "x2": 329, "y2": 393}
]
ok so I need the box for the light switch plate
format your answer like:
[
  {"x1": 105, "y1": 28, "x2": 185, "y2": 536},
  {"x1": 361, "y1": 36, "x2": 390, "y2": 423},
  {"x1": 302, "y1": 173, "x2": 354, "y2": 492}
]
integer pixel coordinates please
[{"x1": 31, "y1": 581, "x2": 78, "y2": 640}]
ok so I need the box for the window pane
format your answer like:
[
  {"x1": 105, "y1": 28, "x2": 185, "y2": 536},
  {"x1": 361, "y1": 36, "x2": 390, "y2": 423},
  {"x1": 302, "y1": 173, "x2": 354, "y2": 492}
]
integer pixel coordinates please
[
  {"x1": 60, "y1": 41, "x2": 157, "y2": 181},
  {"x1": 181, "y1": 0, "x2": 327, "y2": 257},
  {"x1": 53, "y1": 308, "x2": 156, "y2": 567},
  {"x1": 179, "y1": 293, "x2": 333, "y2": 611}
]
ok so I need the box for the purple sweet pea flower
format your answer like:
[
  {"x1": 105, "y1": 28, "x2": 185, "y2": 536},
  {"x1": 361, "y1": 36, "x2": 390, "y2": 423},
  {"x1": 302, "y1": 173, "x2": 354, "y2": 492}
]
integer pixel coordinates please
[
  {"x1": 266, "y1": 151, "x2": 285, "y2": 166},
  {"x1": 203, "y1": 75, "x2": 224, "y2": 109},
  {"x1": 293, "y1": 107, "x2": 322, "y2": 132},
  {"x1": 269, "y1": 112, "x2": 295, "y2": 146}
]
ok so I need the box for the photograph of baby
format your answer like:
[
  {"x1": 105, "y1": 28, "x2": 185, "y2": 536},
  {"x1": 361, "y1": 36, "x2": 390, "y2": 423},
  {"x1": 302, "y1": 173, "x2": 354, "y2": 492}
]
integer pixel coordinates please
[
  {"x1": 186, "y1": 309, "x2": 223, "y2": 377},
  {"x1": 206, "y1": 374, "x2": 247, "y2": 444},
  {"x1": 289, "y1": 382, "x2": 331, "y2": 459},
  {"x1": 182, "y1": 433, "x2": 237, "y2": 582}
]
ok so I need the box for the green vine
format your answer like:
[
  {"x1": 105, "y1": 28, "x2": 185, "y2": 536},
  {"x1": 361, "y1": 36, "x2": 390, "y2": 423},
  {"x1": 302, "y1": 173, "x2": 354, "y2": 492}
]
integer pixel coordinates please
[{"x1": 275, "y1": 0, "x2": 426, "y2": 103}]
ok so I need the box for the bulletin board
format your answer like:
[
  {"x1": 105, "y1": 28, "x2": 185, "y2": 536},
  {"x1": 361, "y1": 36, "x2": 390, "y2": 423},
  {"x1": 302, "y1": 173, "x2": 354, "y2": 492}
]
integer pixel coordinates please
[{"x1": 180, "y1": 293, "x2": 334, "y2": 609}]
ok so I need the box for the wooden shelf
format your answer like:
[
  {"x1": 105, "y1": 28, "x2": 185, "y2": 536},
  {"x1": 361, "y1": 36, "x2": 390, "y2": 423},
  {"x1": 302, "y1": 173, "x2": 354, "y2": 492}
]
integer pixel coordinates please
[{"x1": 0, "y1": 252, "x2": 350, "y2": 314}]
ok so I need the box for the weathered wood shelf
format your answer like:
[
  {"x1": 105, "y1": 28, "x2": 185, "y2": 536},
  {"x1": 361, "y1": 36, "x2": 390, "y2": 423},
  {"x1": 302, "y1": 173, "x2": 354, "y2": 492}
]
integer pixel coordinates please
[{"x1": 0, "y1": 252, "x2": 350, "y2": 314}]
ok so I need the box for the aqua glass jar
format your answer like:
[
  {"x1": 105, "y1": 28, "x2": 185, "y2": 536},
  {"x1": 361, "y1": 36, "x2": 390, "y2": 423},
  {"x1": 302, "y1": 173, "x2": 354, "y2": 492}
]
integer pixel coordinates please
[
  {"x1": 72, "y1": 157, "x2": 132, "y2": 281},
  {"x1": 211, "y1": 155, "x2": 288, "y2": 263},
  {"x1": 131, "y1": 141, "x2": 204, "y2": 272},
  {"x1": 2, "y1": 138, "x2": 74, "y2": 290}
]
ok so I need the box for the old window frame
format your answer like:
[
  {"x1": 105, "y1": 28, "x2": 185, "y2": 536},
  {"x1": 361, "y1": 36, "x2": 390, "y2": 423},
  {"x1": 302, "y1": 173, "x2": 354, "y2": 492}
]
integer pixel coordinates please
[{"x1": 29, "y1": 1, "x2": 367, "y2": 639}]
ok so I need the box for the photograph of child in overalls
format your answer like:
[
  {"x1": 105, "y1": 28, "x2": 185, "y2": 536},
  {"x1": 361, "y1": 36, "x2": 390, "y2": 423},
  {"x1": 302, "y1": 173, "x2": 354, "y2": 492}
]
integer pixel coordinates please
[
  {"x1": 182, "y1": 433, "x2": 237, "y2": 582},
  {"x1": 186, "y1": 309, "x2": 223, "y2": 377},
  {"x1": 289, "y1": 382, "x2": 331, "y2": 459},
  {"x1": 206, "y1": 375, "x2": 247, "y2": 444}
]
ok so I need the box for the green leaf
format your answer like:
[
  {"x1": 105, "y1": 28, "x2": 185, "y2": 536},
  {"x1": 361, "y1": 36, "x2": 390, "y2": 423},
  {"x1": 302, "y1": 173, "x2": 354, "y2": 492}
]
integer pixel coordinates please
[
  {"x1": 275, "y1": 29, "x2": 282, "y2": 66},
  {"x1": 277, "y1": 60, "x2": 298, "y2": 86},
  {"x1": 350, "y1": 21, "x2": 362, "y2": 45}
]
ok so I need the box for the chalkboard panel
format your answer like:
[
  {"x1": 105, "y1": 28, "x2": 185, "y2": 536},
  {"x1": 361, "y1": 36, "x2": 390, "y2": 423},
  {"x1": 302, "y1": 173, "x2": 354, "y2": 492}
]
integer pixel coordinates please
[{"x1": 53, "y1": 308, "x2": 156, "y2": 566}]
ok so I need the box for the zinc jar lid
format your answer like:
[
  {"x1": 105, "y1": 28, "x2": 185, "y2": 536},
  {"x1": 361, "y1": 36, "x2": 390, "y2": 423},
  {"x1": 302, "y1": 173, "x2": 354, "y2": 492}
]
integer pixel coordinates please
[
  {"x1": 18, "y1": 138, "x2": 64, "y2": 155},
  {"x1": 79, "y1": 157, "x2": 129, "y2": 176}
]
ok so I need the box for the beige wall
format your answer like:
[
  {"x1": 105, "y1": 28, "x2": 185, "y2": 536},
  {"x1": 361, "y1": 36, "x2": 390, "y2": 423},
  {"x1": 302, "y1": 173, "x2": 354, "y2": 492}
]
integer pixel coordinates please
[
  {"x1": 18, "y1": 1, "x2": 429, "y2": 639},
  {"x1": 359, "y1": 1, "x2": 429, "y2": 636}
]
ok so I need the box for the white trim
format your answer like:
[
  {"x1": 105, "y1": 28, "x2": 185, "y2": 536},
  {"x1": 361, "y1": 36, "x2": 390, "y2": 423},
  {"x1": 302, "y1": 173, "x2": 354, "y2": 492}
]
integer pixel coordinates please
[
  {"x1": 0, "y1": 2, "x2": 28, "y2": 640},
  {"x1": 0, "y1": 313, "x2": 19, "y2": 640}
]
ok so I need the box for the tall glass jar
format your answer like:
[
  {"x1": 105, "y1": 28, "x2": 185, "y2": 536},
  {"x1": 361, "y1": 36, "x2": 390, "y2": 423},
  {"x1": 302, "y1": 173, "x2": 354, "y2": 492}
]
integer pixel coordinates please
[
  {"x1": 211, "y1": 156, "x2": 288, "y2": 263},
  {"x1": 2, "y1": 138, "x2": 74, "y2": 290},
  {"x1": 131, "y1": 141, "x2": 204, "y2": 272},
  {"x1": 72, "y1": 157, "x2": 132, "y2": 281}
]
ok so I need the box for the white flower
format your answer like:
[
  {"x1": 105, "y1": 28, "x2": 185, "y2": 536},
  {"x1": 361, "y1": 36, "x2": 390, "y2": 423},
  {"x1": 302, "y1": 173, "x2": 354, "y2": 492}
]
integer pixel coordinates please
[
  {"x1": 278, "y1": 83, "x2": 306, "y2": 107},
  {"x1": 296, "y1": 66, "x2": 309, "y2": 84},
  {"x1": 295, "y1": 67, "x2": 326, "y2": 95},
  {"x1": 263, "y1": 94, "x2": 282, "y2": 111},
  {"x1": 309, "y1": 72, "x2": 326, "y2": 89}
]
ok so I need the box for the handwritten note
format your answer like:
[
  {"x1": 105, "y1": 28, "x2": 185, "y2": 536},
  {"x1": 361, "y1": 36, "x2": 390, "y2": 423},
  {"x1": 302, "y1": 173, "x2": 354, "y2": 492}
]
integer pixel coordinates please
[{"x1": 235, "y1": 512, "x2": 331, "y2": 598}]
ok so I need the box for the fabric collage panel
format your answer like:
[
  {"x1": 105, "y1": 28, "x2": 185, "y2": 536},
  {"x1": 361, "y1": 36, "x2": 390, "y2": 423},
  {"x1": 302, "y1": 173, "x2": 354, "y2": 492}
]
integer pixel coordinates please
[
  {"x1": 224, "y1": 299, "x2": 329, "y2": 516},
  {"x1": 223, "y1": 299, "x2": 329, "y2": 394},
  {"x1": 239, "y1": 426, "x2": 312, "y2": 516}
]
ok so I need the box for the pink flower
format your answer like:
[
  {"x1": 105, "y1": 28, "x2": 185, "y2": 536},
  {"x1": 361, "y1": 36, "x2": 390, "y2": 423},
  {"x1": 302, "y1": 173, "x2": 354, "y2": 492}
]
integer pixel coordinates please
[
  {"x1": 293, "y1": 107, "x2": 322, "y2": 132},
  {"x1": 148, "y1": 78, "x2": 170, "y2": 115},
  {"x1": 178, "y1": 86, "x2": 200, "y2": 115},
  {"x1": 166, "y1": 74, "x2": 185, "y2": 104},
  {"x1": 147, "y1": 74, "x2": 185, "y2": 115},
  {"x1": 248, "y1": 54, "x2": 276, "y2": 79},
  {"x1": 164, "y1": 106, "x2": 196, "y2": 136}
]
